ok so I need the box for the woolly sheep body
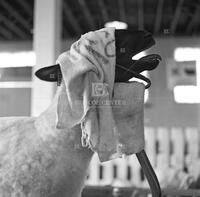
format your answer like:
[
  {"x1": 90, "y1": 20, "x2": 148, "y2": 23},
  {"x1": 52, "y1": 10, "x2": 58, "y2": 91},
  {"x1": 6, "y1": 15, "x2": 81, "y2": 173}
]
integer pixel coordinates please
[{"x1": 0, "y1": 96, "x2": 93, "y2": 197}]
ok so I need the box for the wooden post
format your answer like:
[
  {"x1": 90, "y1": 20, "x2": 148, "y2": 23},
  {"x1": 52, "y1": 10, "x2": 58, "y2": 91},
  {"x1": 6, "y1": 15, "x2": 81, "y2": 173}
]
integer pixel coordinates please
[
  {"x1": 171, "y1": 127, "x2": 185, "y2": 169},
  {"x1": 32, "y1": 0, "x2": 62, "y2": 116},
  {"x1": 157, "y1": 127, "x2": 170, "y2": 169}
]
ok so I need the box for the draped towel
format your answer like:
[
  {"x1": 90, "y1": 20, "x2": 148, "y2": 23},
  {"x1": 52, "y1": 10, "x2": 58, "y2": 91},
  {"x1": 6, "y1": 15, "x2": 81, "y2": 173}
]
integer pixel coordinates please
[{"x1": 56, "y1": 27, "x2": 145, "y2": 162}]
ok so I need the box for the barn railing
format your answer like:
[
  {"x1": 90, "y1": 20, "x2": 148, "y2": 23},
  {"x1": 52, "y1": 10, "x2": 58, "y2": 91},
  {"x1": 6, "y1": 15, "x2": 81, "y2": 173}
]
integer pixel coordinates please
[{"x1": 86, "y1": 127, "x2": 200, "y2": 187}]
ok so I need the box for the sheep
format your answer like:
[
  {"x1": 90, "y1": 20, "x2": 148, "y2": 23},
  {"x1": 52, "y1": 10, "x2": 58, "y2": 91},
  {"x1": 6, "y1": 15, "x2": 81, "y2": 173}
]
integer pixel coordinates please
[
  {"x1": 0, "y1": 28, "x2": 161, "y2": 197},
  {"x1": 0, "y1": 84, "x2": 93, "y2": 197}
]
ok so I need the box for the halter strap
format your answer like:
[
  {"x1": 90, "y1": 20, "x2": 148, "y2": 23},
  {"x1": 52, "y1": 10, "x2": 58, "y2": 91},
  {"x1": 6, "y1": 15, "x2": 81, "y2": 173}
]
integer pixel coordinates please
[{"x1": 116, "y1": 64, "x2": 151, "y2": 89}]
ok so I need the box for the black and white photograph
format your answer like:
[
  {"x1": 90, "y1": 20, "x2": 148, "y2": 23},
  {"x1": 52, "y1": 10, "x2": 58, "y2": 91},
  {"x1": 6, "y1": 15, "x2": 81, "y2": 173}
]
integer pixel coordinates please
[{"x1": 0, "y1": 0, "x2": 200, "y2": 196}]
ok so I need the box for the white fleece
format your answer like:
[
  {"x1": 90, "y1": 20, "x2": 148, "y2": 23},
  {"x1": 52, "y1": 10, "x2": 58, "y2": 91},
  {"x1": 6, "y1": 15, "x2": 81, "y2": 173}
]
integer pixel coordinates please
[{"x1": 0, "y1": 87, "x2": 93, "y2": 197}]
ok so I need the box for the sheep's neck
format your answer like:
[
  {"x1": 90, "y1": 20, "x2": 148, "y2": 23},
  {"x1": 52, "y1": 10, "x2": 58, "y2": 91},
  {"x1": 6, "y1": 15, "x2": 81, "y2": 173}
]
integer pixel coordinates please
[{"x1": 36, "y1": 90, "x2": 93, "y2": 197}]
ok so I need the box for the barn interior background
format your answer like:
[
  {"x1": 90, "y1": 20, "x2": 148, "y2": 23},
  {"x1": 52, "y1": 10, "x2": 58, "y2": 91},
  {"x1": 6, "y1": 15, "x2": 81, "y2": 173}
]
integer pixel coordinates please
[{"x1": 0, "y1": 0, "x2": 200, "y2": 196}]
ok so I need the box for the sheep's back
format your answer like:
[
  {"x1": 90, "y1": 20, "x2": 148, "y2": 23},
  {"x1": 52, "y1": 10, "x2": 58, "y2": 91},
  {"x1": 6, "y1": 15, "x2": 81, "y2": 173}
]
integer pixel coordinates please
[{"x1": 0, "y1": 117, "x2": 55, "y2": 196}]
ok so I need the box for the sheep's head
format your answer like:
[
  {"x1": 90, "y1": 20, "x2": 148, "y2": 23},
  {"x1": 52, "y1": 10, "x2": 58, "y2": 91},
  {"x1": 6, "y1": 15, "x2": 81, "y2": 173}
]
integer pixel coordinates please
[
  {"x1": 35, "y1": 29, "x2": 161, "y2": 86},
  {"x1": 34, "y1": 28, "x2": 161, "y2": 133}
]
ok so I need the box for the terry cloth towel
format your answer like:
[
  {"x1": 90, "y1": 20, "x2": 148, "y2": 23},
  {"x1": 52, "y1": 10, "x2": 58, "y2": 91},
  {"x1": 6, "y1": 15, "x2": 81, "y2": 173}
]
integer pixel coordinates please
[{"x1": 56, "y1": 27, "x2": 145, "y2": 162}]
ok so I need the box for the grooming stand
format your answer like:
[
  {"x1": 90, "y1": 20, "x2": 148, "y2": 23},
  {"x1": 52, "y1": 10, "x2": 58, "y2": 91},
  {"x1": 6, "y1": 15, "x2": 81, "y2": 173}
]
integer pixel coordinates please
[
  {"x1": 112, "y1": 150, "x2": 162, "y2": 197},
  {"x1": 136, "y1": 150, "x2": 162, "y2": 197}
]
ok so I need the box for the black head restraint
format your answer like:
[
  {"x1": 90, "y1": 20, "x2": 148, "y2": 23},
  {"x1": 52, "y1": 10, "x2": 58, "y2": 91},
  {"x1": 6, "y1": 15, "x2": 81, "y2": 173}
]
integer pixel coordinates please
[{"x1": 35, "y1": 29, "x2": 161, "y2": 88}]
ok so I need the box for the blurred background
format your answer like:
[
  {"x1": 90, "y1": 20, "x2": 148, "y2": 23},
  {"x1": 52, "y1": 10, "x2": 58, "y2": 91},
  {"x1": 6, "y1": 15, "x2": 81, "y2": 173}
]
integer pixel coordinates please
[{"x1": 0, "y1": 0, "x2": 200, "y2": 196}]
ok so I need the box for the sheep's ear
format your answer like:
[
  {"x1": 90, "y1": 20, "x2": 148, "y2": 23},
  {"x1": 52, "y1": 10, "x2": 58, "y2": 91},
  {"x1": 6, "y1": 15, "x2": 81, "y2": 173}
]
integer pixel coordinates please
[{"x1": 35, "y1": 64, "x2": 62, "y2": 82}]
